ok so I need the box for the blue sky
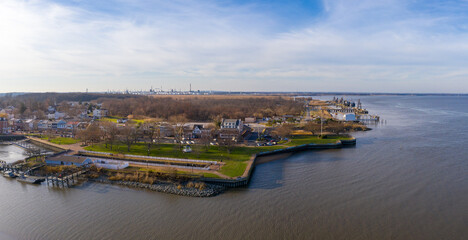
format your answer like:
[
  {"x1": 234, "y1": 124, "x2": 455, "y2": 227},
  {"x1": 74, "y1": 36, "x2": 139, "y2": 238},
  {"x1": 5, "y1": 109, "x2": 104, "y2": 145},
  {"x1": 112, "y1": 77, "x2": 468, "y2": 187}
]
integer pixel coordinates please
[{"x1": 0, "y1": 0, "x2": 467, "y2": 93}]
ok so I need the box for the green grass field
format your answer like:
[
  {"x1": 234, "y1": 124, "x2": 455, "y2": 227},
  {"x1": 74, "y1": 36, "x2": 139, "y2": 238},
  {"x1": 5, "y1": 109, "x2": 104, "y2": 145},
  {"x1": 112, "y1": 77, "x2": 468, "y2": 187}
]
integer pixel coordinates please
[
  {"x1": 84, "y1": 135, "x2": 352, "y2": 178},
  {"x1": 49, "y1": 137, "x2": 80, "y2": 145},
  {"x1": 99, "y1": 116, "x2": 119, "y2": 123}
]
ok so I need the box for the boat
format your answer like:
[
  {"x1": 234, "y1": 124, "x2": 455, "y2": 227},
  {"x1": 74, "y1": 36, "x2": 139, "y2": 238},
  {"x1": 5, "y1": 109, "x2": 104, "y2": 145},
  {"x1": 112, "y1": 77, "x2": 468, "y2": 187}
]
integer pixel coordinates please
[
  {"x1": 3, "y1": 171, "x2": 17, "y2": 178},
  {"x1": 17, "y1": 176, "x2": 43, "y2": 184}
]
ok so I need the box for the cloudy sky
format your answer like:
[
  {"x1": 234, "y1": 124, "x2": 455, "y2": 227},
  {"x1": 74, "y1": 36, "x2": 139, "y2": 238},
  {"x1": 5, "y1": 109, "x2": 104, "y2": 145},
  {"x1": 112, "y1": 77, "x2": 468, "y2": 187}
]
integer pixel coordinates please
[{"x1": 0, "y1": 0, "x2": 467, "y2": 93}]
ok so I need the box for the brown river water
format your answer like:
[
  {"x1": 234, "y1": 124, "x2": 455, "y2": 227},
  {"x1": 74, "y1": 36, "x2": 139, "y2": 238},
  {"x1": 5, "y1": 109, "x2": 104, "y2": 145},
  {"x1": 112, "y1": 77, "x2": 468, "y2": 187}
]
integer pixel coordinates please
[{"x1": 0, "y1": 95, "x2": 467, "y2": 240}]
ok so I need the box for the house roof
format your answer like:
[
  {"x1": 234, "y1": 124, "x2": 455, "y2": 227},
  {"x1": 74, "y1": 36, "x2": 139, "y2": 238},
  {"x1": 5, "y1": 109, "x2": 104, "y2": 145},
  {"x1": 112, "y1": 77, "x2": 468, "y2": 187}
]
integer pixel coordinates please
[
  {"x1": 222, "y1": 119, "x2": 241, "y2": 125},
  {"x1": 46, "y1": 155, "x2": 91, "y2": 164}
]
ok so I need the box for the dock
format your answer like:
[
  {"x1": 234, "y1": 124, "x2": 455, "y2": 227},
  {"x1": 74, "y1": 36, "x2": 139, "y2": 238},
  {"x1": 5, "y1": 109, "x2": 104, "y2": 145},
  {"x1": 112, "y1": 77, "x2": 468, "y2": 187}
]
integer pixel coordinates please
[{"x1": 45, "y1": 169, "x2": 89, "y2": 188}]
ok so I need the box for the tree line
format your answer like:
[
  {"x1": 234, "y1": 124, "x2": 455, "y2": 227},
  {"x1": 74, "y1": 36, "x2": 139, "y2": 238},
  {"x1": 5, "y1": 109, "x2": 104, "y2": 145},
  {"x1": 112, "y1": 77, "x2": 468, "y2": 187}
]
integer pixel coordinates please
[{"x1": 101, "y1": 96, "x2": 303, "y2": 121}]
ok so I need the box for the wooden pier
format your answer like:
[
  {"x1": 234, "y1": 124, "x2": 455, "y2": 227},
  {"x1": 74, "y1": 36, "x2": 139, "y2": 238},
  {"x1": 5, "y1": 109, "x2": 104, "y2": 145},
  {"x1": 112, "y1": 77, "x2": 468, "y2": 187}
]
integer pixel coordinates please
[{"x1": 45, "y1": 169, "x2": 89, "y2": 188}]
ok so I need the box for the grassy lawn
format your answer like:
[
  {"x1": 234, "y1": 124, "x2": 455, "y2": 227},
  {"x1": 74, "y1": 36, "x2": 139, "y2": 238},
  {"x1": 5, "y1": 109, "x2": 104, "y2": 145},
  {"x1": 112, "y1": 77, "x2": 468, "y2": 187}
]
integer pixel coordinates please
[
  {"x1": 85, "y1": 143, "x2": 282, "y2": 177},
  {"x1": 84, "y1": 135, "x2": 352, "y2": 178},
  {"x1": 85, "y1": 143, "x2": 284, "y2": 162},
  {"x1": 100, "y1": 116, "x2": 120, "y2": 123},
  {"x1": 49, "y1": 137, "x2": 80, "y2": 145}
]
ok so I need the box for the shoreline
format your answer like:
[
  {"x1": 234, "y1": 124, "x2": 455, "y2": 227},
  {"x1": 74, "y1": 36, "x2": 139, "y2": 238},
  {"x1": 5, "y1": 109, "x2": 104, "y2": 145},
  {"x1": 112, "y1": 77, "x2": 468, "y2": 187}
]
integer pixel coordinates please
[
  {"x1": 1, "y1": 137, "x2": 356, "y2": 197},
  {"x1": 89, "y1": 178, "x2": 225, "y2": 197}
]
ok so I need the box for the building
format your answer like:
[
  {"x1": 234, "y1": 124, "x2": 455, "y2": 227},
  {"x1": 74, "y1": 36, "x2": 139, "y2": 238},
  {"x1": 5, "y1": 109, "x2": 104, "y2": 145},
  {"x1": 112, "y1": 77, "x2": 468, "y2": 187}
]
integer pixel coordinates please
[
  {"x1": 12, "y1": 119, "x2": 25, "y2": 131},
  {"x1": 0, "y1": 117, "x2": 10, "y2": 134},
  {"x1": 332, "y1": 113, "x2": 356, "y2": 121},
  {"x1": 24, "y1": 119, "x2": 36, "y2": 131},
  {"x1": 46, "y1": 155, "x2": 93, "y2": 167},
  {"x1": 220, "y1": 119, "x2": 243, "y2": 131},
  {"x1": 220, "y1": 119, "x2": 244, "y2": 140},
  {"x1": 66, "y1": 121, "x2": 79, "y2": 130},
  {"x1": 343, "y1": 114, "x2": 356, "y2": 121},
  {"x1": 93, "y1": 109, "x2": 108, "y2": 119},
  {"x1": 244, "y1": 117, "x2": 256, "y2": 123},
  {"x1": 47, "y1": 111, "x2": 66, "y2": 120},
  {"x1": 37, "y1": 120, "x2": 50, "y2": 131}
]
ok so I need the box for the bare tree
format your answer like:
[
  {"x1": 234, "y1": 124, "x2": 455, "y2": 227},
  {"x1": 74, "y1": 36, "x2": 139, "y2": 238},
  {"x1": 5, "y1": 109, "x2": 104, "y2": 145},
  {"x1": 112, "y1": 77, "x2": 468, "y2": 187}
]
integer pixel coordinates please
[
  {"x1": 141, "y1": 121, "x2": 161, "y2": 155},
  {"x1": 272, "y1": 124, "x2": 294, "y2": 140},
  {"x1": 169, "y1": 114, "x2": 188, "y2": 150},
  {"x1": 219, "y1": 137, "x2": 236, "y2": 154},
  {"x1": 77, "y1": 122, "x2": 103, "y2": 145},
  {"x1": 119, "y1": 125, "x2": 138, "y2": 152},
  {"x1": 325, "y1": 122, "x2": 346, "y2": 135},
  {"x1": 101, "y1": 121, "x2": 119, "y2": 150},
  {"x1": 200, "y1": 125, "x2": 215, "y2": 150},
  {"x1": 304, "y1": 122, "x2": 321, "y2": 136}
]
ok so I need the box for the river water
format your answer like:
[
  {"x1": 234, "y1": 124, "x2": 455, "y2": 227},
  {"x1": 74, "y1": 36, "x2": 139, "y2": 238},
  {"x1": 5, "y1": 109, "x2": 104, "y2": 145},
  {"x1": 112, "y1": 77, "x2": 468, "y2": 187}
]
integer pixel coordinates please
[{"x1": 0, "y1": 96, "x2": 467, "y2": 240}]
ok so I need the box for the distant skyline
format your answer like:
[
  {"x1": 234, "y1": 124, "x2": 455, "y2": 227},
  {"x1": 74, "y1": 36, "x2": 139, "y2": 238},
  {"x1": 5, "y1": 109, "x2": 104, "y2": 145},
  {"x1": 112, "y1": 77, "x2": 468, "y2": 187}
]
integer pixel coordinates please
[{"x1": 0, "y1": 0, "x2": 467, "y2": 93}]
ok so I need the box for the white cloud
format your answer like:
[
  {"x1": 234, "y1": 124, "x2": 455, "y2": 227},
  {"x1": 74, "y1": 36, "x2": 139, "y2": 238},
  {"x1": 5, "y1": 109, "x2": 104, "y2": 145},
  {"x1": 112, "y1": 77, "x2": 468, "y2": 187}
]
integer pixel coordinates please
[{"x1": 0, "y1": 0, "x2": 467, "y2": 93}]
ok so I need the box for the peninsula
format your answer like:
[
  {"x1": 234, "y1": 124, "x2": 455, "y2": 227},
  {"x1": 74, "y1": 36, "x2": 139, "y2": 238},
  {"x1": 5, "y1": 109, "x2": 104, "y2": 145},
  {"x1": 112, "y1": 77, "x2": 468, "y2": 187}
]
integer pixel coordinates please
[{"x1": 0, "y1": 93, "x2": 377, "y2": 196}]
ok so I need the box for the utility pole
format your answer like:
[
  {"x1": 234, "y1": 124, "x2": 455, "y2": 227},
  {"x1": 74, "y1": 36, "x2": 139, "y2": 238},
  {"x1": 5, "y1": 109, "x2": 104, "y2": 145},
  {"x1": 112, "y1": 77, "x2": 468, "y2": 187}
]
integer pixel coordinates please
[{"x1": 320, "y1": 117, "x2": 323, "y2": 137}]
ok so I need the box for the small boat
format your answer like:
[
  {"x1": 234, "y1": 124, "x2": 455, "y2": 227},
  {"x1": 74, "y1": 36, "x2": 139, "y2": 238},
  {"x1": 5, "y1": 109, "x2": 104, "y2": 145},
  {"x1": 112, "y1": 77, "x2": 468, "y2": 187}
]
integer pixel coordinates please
[
  {"x1": 17, "y1": 176, "x2": 43, "y2": 184},
  {"x1": 3, "y1": 171, "x2": 17, "y2": 178}
]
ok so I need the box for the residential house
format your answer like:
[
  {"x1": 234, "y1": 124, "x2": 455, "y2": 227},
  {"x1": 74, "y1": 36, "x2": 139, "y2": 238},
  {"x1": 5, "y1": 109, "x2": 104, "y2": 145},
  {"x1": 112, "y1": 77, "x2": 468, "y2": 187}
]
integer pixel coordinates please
[
  {"x1": 0, "y1": 117, "x2": 10, "y2": 134},
  {"x1": 37, "y1": 120, "x2": 50, "y2": 131},
  {"x1": 12, "y1": 119, "x2": 25, "y2": 131},
  {"x1": 24, "y1": 119, "x2": 36, "y2": 131},
  {"x1": 220, "y1": 119, "x2": 244, "y2": 140},
  {"x1": 47, "y1": 111, "x2": 66, "y2": 120},
  {"x1": 244, "y1": 117, "x2": 256, "y2": 123},
  {"x1": 93, "y1": 109, "x2": 108, "y2": 119},
  {"x1": 66, "y1": 121, "x2": 79, "y2": 130},
  {"x1": 56, "y1": 120, "x2": 67, "y2": 130}
]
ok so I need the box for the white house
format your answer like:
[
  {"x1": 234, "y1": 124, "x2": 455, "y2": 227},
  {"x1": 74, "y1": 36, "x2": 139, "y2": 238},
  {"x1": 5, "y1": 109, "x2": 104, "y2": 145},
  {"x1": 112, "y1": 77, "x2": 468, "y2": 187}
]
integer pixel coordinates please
[
  {"x1": 37, "y1": 120, "x2": 49, "y2": 130},
  {"x1": 220, "y1": 119, "x2": 244, "y2": 140},
  {"x1": 47, "y1": 111, "x2": 66, "y2": 120},
  {"x1": 332, "y1": 113, "x2": 356, "y2": 121},
  {"x1": 220, "y1": 119, "x2": 243, "y2": 131},
  {"x1": 93, "y1": 109, "x2": 108, "y2": 119}
]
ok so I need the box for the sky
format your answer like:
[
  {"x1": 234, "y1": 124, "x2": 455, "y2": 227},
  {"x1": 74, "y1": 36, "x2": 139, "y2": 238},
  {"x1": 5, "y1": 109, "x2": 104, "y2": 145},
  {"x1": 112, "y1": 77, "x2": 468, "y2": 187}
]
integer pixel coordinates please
[{"x1": 0, "y1": 0, "x2": 467, "y2": 93}]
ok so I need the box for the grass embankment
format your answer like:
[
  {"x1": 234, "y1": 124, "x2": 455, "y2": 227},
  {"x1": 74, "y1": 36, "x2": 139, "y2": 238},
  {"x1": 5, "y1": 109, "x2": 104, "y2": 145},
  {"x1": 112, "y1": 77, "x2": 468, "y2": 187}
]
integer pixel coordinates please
[
  {"x1": 84, "y1": 135, "x2": 351, "y2": 178},
  {"x1": 285, "y1": 135, "x2": 353, "y2": 146}
]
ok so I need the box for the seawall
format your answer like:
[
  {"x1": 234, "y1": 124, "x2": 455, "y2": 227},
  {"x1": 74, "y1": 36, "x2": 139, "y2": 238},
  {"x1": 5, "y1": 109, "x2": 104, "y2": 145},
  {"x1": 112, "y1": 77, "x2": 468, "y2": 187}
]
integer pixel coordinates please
[
  {"x1": 27, "y1": 137, "x2": 67, "y2": 152},
  {"x1": 202, "y1": 138, "x2": 356, "y2": 188}
]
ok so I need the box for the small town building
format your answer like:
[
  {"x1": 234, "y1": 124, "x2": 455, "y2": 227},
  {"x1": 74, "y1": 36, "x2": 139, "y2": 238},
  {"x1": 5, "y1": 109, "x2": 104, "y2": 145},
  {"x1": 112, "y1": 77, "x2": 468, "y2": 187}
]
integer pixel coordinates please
[
  {"x1": 244, "y1": 117, "x2": 256, "y2": 123},
  {"x1": 220, "y1": 119, "x2": 244, "y2": 140},
  {"x1": 47, "y1": 111, "x2": 66, "y2": 120},
  {"x1": 93, "y1": 109, "x2": 108, "y2": 119},
  {"x1": 343, "y1": 114, "x2": 356, "y2": 121},
  {"x1": 0, "y1": 117, "x2": 10, "y2": 134},
  {"x1": 221, "y1": 119, "x2": 243, "y2": 131},
  {"x1": 66, "y1": 121, "x2": 79, "y2": 130},
  {"x1": 332, "y1": 113, "x2": 356, "y2": 121}
]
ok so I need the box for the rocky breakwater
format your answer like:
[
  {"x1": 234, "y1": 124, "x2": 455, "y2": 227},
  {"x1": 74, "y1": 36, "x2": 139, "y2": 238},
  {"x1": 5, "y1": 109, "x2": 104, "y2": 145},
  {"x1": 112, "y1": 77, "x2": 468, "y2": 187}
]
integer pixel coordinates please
[{"x1": 90, "y1": 178, "x2": 226, "y2": 197}]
